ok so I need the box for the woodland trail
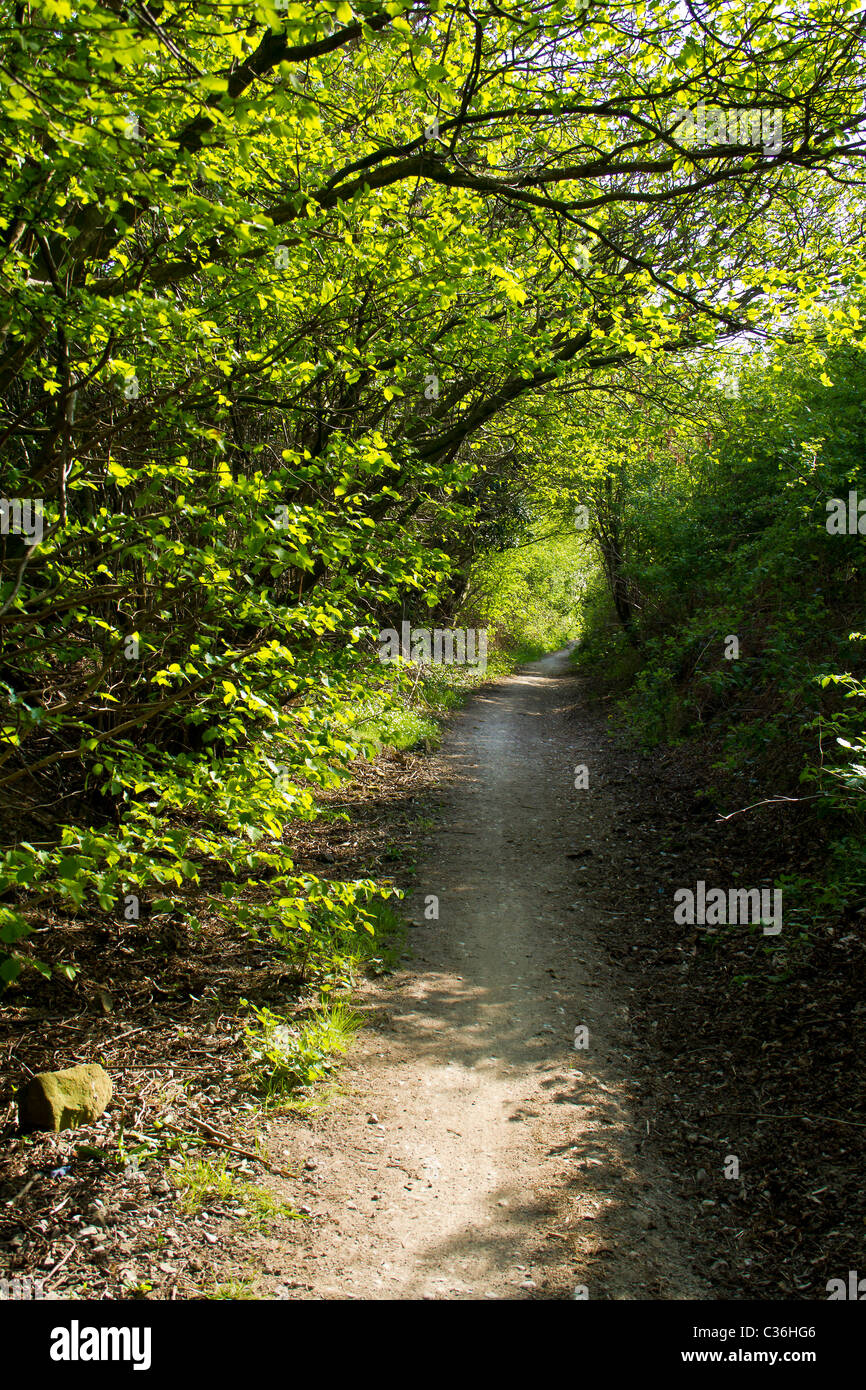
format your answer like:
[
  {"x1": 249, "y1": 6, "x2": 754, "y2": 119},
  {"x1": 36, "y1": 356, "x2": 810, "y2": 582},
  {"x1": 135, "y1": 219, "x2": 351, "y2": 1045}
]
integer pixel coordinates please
[{"x1": 262, "y1": 648, "x2": 710, "y2": 1300}]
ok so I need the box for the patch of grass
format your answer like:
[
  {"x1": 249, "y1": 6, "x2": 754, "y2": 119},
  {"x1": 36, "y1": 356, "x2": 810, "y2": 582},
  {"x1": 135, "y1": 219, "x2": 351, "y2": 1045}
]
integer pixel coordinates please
[
  {"x1": 243, "y1": 998, "x2": 364, "y2": 1101},
  {"x1": 353, "y1": 704, "x2": 442, "y2": 755},
  {"x1": 340, "y1": 660, "x2": 491, "y2": 758},
  {"x1": 493, "y1": 639, "x2": 550, "y2": 667},
  {"x1": 276, "y1": 1083, "x2": 340, "y2": 1116},
  {"x1": 172, "y1": 1155, "x2": 303, "y2": 1227},
  {"x1": 209, "y1": 1277, "x2": 258, "y2": 1300},
  {"x1": 417, "y1": 662, "x2": 488, "y2": 710}
]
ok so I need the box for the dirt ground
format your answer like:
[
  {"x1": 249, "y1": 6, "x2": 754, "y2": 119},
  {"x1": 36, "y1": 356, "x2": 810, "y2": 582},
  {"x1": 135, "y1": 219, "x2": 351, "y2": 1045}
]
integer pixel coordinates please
[
  {"x1": 253, "y1": 648, "x2": 710, "y2": 1299},
  {"x1": 4, "y1": 646, "x2": 863, "y2": 1301}
]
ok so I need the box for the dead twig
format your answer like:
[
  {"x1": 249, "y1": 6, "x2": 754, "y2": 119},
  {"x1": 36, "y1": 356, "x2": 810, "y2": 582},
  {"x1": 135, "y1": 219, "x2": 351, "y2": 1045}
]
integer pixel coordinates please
[
  {"x1": 5, "y1": 1176, "x2": 38, "y2": 1206},
  {"x1": 45, "y1": 1240, "x2": 76, "y2": 1285},
  {"x1": 704, "y1": 1110, "x2": 866, "y2": 1129},
  {"x1": 715, "y1": 795, "x2": 822, "y2": 821},
  {"x1": 162, "y1": 1116, "x2": 291, "y2": 1177}
]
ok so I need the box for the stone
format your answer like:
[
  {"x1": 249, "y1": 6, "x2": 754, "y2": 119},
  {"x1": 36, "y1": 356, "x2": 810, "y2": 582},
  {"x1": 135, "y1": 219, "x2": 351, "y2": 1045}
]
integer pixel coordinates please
[{"x1": 17, "y1": 1064, "x2": 113, "y2": 1133}]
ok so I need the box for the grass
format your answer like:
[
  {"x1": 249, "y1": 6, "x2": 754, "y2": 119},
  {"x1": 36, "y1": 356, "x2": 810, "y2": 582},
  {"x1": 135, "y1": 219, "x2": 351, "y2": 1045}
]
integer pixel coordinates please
[
  {"x1": 172, "y1": 1154, "x2": 304, "y2": 1227},
  {"x1": 243, "y1": 998, "x2": 364, "y2": 1103},
  {"x1": 349, "y1": 704, "x2": 442, "y2": 756},
  {"x1": 340, "y1": 659, "x2": 494, "y2": 757},
  {"x1": 489, "y1": 639, "x2": 551, "y2": 668},
  {"x1": 275, "y1": 1083, "x2": 341, "y2": 1116},
  {"x1": 209, "y1": 1276, "x2": 258, "y2": 1300}
]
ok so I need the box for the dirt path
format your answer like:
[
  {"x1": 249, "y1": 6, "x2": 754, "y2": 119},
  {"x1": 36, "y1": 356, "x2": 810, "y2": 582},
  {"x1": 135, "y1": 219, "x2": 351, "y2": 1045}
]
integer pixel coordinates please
[{"x1": 262, "y1": 648, "x2": 710, "y2": 1300}]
